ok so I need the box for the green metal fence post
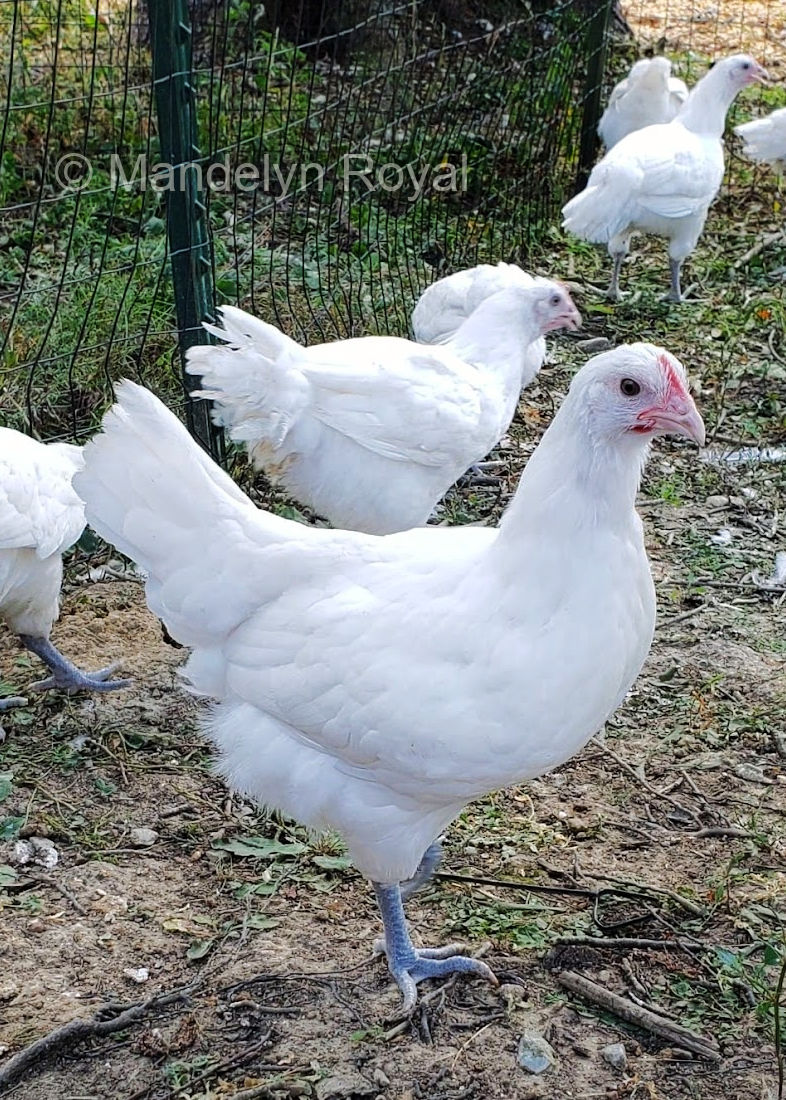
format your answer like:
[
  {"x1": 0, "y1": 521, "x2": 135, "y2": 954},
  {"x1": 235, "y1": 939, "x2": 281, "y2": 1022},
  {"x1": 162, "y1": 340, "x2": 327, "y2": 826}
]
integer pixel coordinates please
[
  {"x1": 147, "y1": 0, "x2": 224, "y2": 463},
  {"x1": 575, "y1": 0, "x2": 614, "y2": 193}
]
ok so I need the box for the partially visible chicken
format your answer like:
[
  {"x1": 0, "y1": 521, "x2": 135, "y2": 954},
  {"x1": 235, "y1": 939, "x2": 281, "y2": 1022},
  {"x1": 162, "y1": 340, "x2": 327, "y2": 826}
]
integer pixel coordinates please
[
  {"x1": 75, "y1": 345, "x2": 704, "y2": 1011},
  {"x1": 411, "y1": 262, "x2": 548, "y2": 387},
  {"x1": 0, "y1": 430, "x2": 129, "y2": 722},
  {"x1": 186, "y1": 282, "x2": 580, "y2": 534},
  {"x1": 599, "y1": 57, "x2": 689, "y2": 150},
  {"x1": 735, "y1": 107, "x2": 786, "y2": 166},
  {"x1": 563, "y1": 54, "x2": 767, "y2": 302}
]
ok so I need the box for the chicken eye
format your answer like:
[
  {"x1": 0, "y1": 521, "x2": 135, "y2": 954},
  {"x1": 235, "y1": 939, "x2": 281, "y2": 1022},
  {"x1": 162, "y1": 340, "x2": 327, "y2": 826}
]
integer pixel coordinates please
[
  {"x1": 742, "y1": 62, "x2": 751, "y2": 70},
  {"x1": 550, "y1": 294, "x2": 561, "y2": 306},
  {"x1": 620, "y1": 378, "x2": 640, "y2": 397}
]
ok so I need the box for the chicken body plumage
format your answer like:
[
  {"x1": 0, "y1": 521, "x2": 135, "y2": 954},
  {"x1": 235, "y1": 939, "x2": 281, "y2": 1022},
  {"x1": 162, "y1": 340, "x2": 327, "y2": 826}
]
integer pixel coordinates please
[
  {"x1": 735, "y1": 107, "x2": 786, "y2": 165},
  {"x1": 411, "y1": 262, "x2": 548, "y2": 386},
  {"x1": 186, "y1": 281, "x2": 579, "y2": 534},
  {"x1": 563, "y1": 54, "x2": 766, "y2": 301},
  {"x1": 0, "y1": 430, "x2": 85, "y2": 638},
  {"x1": 0, "y1": 429, "x2": 128, "y2": 707},
  {"x1": 77, "y1": 344, "x2": 704, "y2": 1007},
  {"x1": 598, "y1": 57, "x2": 688, "y2": 150}
]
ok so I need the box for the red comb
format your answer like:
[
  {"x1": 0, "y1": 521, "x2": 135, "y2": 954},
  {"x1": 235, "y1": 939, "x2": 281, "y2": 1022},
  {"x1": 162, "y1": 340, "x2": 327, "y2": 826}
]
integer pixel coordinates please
[{"x1": 658, "y1": 353, "x2": 687, "y2": 397}]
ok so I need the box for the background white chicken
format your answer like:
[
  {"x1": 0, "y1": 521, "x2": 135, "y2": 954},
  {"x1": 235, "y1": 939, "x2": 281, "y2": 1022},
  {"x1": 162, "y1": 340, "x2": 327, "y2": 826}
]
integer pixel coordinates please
[
  {"x1": 0, "y1": 430, "x2": 128, "y2": 724},
  {"x1": 76, "y1": 344, "x2": 703, "y2": 1010},
  {"x1": 186, "y1": 281, "x2": 580, "y2": 534},
  {"x1": 598, "y1": 56, "x2": 689, "y2": 150},
  {"x1": 735, "y1": 107, "x2": 786, "y2": 166},
  {"x1": 563, "y1": 54, "x2": 767, "y2": 301},
  {"x1": 411, "y1": 262, "x2": 549, "y2": 387}
]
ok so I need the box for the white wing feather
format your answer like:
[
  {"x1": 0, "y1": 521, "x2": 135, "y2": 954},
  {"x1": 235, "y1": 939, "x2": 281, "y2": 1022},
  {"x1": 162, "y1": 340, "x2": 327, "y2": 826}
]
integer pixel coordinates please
[
  {"x1": 0, "y1": 431, "x2": 85, "y2": 559},
  {"x1": 735, "y1": 107, "x2": 786, "y2": 164}
]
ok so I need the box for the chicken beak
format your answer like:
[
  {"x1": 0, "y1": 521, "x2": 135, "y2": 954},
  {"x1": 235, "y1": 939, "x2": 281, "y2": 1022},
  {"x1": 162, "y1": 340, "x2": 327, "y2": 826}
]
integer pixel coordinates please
[
  {"x1": 560, "y1": 307, "x2": 582, "y2": 331},
  {"x1": 643, "y1": 398, "x2": 706, "y2": 446},
  {"x1": 751, "y1": 62, "x2": 769, "y2": 84}
]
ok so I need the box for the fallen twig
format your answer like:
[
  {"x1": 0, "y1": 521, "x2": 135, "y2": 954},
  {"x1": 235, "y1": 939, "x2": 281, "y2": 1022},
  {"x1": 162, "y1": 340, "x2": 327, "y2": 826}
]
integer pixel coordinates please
[
  {"x1": 734, "y1": 229, "x2": 786, "y2": 267},
  {"x1": 600, "y1": 747, "x2": 702, "y2": 828},
  {"x1": 0, "y1": 986, "x2": 193, "y2": 1092},
  {"x1": 555, "y1": 970, "x2": 721, "y2": 1061},
  {"x1": 555, "y1": 934, "x2": 711, "y2": 953}
]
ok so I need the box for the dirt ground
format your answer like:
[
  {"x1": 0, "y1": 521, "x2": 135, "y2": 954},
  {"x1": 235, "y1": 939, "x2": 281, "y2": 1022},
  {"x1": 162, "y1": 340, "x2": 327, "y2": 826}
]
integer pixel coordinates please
[
  {"x1": 1, "y1": 89, "x2": 786, "y2": 1100},
  {"x1": 623, "y1": 0, "x2": 786, "y2": 58}
]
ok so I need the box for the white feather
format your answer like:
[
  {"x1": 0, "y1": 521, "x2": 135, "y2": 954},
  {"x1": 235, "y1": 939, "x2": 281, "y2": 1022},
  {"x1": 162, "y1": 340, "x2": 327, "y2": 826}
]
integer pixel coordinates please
[
  {"x1": 75, "y1": 343, "x2": 694, "y2": 885},
  {"x1": 599, "y1": 57, "x2": 688, "y2": 150},
  {"x1": 185, "y1": 280, "x2": 578, "y2": 534},
  {"x1": 565, "y1": 55, "x2": 763, "y2": 278},
  {"x1": 735, "y1": 107, "x2": 786, "y2": 165},
  {"x1": 411, "y1": 262, "x2": 548, "y2": 386},
  {"x1": 0, "y1": 430, "x2": 85, "y2": 638}
]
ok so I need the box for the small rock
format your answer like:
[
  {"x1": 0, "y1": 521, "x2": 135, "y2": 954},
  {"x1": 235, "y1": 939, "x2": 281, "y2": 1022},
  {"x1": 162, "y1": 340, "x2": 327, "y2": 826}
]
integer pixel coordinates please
[
  {"x1": 733, "y1": 762, "x2": 772, "y2": 785},
  {"x1": 774, "y1": 733, "x2": 786, "y2": 759},
  {"x1": 602, "y1": 1042, "x2": 628, "y2": 1070},
  {"x1": 372, "y1": 1067, "x2": 390, "y2": 1088},
  {"x1": 11, "y1": 837, "x2": 59, "y2": 871},
  {"x1": 129, "y1": 828, "x2": 159, "y2": 848},
  {"x1": 315, "y1": 1071, "x2": 375, "y2": 1100},
  {"x1": 710, "y1": 528, "x2": 733, "y2": 546},
  {"x1": 123, "y1": 967, "x2": 149, "y2": 984},
  {"x1": 499, "y1": 982, "x2": 528, "y2": 1006},
  {"x1": 0, "y1": 981, "x2": 19, "y2": 1002},
  {"x1": 577, "y1": 336, "x2": 612, "y2": 352},
  {"x1": 27, "y1": 918, "x2": 46, "y2": 934},
  {"x1": 516, "y1": 1031, "x2": 556, "y2": 1074},
  {"x1": 705, "y1": 495, "x2": 728, "y2": 509}
]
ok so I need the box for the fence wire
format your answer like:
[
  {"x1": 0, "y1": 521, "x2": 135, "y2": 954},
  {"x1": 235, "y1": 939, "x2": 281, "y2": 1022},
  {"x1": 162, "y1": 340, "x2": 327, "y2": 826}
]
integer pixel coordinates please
[
  {"x1": 0, "y1": 0, "x2": 780, "y2": 448},
  {"x1": 0, "y1": 0, "x2": 611, "y2": 445}
]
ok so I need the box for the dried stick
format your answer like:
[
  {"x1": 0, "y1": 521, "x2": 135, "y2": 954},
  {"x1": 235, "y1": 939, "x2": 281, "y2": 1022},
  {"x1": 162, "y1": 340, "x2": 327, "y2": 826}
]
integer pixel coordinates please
[
  {"x1": 0, "y1": 987, "x2": 191, "y2": 1092},
  {"x1": 556, "y1": 970, "x2": 721, "y2": 1061}
]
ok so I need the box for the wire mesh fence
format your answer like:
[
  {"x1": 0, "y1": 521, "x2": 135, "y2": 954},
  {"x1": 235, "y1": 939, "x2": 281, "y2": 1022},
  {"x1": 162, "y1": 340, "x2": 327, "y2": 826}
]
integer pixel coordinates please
[
  {"x1": 0, "y1": 0, "x2": 613, "y2": 450},
  {"x1": 0, "y1": 0, "x2": 781, "y2": 451}
]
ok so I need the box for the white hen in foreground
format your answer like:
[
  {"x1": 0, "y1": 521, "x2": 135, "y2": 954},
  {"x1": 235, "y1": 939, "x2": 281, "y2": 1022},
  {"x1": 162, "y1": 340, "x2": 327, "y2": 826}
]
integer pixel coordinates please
[
  {"x1": 563, "y1": 54, "x2": 767, "y2": 301},
  {"x1": 411, "y1": 262, "x2": 549, "y2": 386},
  {"x1": 598, "y1": 57, "x2": 688, "y2": 150},
  {"x1": 76, "y1": 344, "x2": 704, "y2": 1010},
  {"x1": 186, "y1": 282, "x2": 580, "y2": 534},
  {"x1": 0, "y1": 430, "x2": 128, "y2": 718},
  {"x1": 735, "y1": 107, "x2": 786, "y2": 166}
]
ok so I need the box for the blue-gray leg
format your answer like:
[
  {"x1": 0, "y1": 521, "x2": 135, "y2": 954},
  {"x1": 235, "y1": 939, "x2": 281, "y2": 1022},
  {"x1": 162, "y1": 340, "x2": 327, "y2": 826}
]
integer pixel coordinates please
[
  {"x1": 400, "y1": 839, "x2": 442, "y2": 900},
  {"x1": 373, "y1": 881, "x2": 498, "y2": 1012},
  {"x1": 664, "y1": 258, "x2": 683, "y2": 303},
  {"x1": 19, "y1": 635, "x2": 131, "y2": 695}
]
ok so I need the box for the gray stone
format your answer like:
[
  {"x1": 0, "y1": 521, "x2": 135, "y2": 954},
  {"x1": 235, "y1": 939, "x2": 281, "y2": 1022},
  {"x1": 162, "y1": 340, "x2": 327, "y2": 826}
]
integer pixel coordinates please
[
  {"x1": 316, "y1": 1071, "x2": 375, "y2": 1100},
  {"x1": 516, "y1": 1031, "x2": 556, "y2": 1074},
  {"x1": 129, "y1": 827, "x2": 159, "y2": 848},
  {"x1": 577, "y1": 337, "x2": 613, "y2": 352},
  {"x1": 602, "y1": 1042, "x2": 628, "y2": 1070}
]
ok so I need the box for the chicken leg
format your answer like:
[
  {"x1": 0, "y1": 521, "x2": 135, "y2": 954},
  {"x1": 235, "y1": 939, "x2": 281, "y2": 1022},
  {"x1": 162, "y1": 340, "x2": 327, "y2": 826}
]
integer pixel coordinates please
[
  {"x1": 608, "y1": 252, "x2": 626, "y2": 301},
  {"x1": 373, "y1": 880, "x2": 498, "y2": 1012},
  {"x1": 665, "y1": 257, "x2": 683, "y2": 303},
  {"x1": 19, "y1": 635, "x2": 130, "y2": 695}
]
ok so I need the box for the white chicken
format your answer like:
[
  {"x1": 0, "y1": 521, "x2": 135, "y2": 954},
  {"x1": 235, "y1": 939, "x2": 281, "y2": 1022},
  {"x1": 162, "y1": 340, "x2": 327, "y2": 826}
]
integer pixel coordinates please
[
  {"x1": 599, "y1": 56, "x2": 689, "y2": 150},
  {"x1": 563, "y1": 54, "x2": 767, "y2": 302},
  {"x1": 411, "y1": 262, "x2": 549, "y2": 387},
  {"x1": 75, "y1": 344, "x2": 704, "y2": 1010},
  {"x1": 185, "y1": 281, "x2": 580, "y2": 535},
  {"x1": 0, "y1": 430, "x2": 128, "y2": 720},
  {"x1": 735, "y1": 107, "x2": 786, "y2": 166}
]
